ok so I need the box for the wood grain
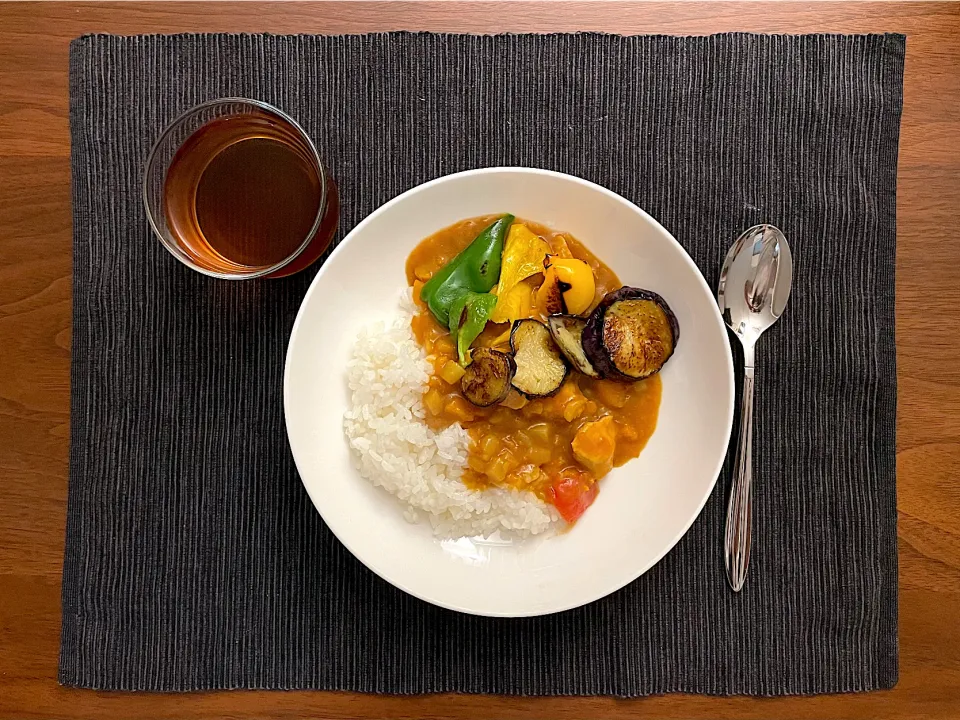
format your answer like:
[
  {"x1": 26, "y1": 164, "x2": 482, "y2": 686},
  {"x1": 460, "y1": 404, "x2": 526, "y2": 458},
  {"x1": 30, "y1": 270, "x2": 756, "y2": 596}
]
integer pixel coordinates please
[{"x1": 1, "y1": 2, "x2": 959, "y2": 718}]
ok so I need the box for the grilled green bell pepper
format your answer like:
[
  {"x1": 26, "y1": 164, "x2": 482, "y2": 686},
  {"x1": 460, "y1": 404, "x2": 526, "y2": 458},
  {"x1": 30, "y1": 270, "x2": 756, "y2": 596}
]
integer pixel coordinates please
[
  {"x1": 420, "y1": 214, "x2": 514, "y2": 365},
  {"x1": 420, "y1": 214, "x2": 514, "y2": 327},
  {"x1": 447, "y1": 291, "x2": 499, "y2": 365}
]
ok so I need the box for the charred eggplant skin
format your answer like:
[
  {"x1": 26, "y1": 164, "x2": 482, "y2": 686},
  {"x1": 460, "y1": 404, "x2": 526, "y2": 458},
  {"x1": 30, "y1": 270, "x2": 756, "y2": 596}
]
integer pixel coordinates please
[
  {"x1": 582, "y1": 287, "x2": 679, "y2": 382},
  {"x1": 460, "y1": 348, "x2": 517, "y2": 407},
  {"x1": 509, "y1": 319, "x2": 570, "y2": 398},
  {"x1": 547, "y1": 314, "x2": 600, "y2": 378}
]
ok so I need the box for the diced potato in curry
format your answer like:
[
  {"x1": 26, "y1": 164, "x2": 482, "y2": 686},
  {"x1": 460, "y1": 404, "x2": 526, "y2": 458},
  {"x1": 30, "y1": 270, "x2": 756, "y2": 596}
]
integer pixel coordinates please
[{"x1": 572, "y1": 415, "x2": 617, "y2": 475}]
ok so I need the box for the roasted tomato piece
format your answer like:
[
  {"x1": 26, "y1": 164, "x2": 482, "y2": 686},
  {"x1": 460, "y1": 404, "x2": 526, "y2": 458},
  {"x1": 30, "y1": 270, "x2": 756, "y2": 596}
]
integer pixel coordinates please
[{"x1": 547, "y1": 468, "x2": 599, "y2": 523}]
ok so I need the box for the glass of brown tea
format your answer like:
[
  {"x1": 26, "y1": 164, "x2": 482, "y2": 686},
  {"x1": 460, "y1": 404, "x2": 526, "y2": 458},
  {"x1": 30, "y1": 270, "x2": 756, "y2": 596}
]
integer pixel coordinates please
[{"x1": 143, "y1": 98, "x2": 339, "y2": 279}]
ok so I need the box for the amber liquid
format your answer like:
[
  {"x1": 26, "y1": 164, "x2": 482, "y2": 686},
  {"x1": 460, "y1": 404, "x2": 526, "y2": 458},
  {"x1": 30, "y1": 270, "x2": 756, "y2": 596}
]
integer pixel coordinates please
[{"x1": 163, "y1": 112, "x2": 339, "y2": 277}]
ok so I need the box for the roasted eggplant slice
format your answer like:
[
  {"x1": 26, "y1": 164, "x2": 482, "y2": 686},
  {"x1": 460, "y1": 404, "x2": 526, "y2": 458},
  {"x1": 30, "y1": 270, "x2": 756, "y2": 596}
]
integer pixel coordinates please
[
  {"x1": 547, "y1": 314, "x2": 600, "y2": 378},
  {"x1": 460, "y1": 348, "x2": 517, "y2": 407},
  {"x1": 582, "y1": 287, "x2": 679, "y2": 381},
  {"x1": 509, "y1": 319, "x2": 569, "y2": 398}
]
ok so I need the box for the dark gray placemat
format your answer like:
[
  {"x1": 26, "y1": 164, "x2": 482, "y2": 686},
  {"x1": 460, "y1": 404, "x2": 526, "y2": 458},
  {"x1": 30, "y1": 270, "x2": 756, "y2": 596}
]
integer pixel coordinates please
[{"x1": 62, "y1": 32, "x2": 903, "y2": 695}]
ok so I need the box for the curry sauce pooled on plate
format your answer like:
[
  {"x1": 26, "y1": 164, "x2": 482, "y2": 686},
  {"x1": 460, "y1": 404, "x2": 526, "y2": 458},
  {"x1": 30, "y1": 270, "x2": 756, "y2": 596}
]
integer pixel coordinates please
[{"x1": 406, "y1": 214, "x2": 679, "y2": 524}]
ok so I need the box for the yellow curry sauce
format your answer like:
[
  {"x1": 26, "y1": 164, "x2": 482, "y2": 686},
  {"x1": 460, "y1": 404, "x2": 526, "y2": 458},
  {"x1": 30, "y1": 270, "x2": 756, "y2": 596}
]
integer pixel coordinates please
[{"x1": 406, "y1": 216, "x2": 662, "y2": 519}]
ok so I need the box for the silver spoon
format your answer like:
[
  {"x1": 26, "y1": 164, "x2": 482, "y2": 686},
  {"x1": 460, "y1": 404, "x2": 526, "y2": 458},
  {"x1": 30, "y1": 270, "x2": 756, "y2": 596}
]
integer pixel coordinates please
[{"x1": 717, "y1": 224, "x2": 793, "y2": 592}]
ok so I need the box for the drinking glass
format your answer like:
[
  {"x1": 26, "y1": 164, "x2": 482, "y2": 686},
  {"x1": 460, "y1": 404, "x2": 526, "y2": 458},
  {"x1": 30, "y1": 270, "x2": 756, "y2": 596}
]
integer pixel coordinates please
[{"x1": 143, "y1": 98, "x2": 339, "y2": 279}]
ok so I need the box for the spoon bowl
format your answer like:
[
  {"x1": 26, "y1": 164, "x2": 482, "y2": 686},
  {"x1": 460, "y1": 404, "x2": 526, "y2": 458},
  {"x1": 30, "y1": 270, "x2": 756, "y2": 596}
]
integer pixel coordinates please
[{"x1": 718, "y1": 224, "x2": 793, "y2": 362}]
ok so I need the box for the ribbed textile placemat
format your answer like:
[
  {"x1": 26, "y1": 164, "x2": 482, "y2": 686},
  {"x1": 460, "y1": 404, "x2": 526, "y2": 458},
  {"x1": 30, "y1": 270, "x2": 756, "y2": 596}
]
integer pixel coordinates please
[{"x1": 62, "y1": 32, "x2": 903, "y2": 695}]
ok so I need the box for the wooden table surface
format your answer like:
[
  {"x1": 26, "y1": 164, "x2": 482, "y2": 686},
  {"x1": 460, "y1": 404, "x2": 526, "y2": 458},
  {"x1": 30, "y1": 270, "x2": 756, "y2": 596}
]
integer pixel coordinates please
[{"x1": 2, "y1": 2, "x2": 959, "y2": 718}]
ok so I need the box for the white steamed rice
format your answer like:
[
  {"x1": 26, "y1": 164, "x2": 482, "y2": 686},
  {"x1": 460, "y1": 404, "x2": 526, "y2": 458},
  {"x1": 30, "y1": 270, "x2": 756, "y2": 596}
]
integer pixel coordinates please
[{"x1": 343, "y1": 291, "x2": 560, "y2": 539}]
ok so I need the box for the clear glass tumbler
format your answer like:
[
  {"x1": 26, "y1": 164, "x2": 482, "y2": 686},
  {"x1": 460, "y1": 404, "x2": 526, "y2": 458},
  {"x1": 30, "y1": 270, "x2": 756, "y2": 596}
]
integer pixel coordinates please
[{"x1": 143, "y1": 98, "x2": 339, "y2": 279}]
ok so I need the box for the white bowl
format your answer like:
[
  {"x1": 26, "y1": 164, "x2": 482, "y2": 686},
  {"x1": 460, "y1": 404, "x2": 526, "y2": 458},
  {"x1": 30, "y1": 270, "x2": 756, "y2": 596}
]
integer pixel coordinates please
[{"x1": 284, "y1": 168, "x2": 734, "y2": 616}]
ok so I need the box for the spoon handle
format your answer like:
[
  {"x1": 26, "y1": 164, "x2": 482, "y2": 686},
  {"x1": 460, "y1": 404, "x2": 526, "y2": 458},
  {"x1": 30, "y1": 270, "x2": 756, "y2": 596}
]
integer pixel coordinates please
[{"x1": 724, "y1": 364, "x2": 755, "y2": 592}]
